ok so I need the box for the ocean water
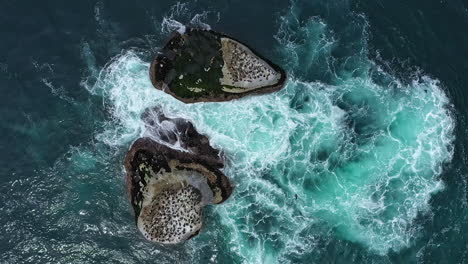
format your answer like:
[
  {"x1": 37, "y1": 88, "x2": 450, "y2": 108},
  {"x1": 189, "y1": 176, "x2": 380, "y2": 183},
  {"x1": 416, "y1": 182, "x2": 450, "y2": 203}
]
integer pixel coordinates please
[{"x1": 1, "y1": 0, "x2": 467, "y2": 263}]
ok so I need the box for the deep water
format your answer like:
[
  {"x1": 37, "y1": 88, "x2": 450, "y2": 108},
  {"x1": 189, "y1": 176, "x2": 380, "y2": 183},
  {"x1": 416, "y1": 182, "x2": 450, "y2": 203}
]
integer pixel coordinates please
[{"x1": 1, "y1": 0, "x2": 467, "y2": 263}]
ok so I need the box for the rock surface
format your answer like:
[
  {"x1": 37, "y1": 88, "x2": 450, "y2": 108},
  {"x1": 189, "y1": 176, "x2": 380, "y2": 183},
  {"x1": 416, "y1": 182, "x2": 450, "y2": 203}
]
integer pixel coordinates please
[
  {"x1": 124, "y1": 110, "x2": 232, "y2": 244},
  {"x1": 141, "y1": 107, "x2": 223, "y2": 168},
  {"x1": 150, "y1": 27, "x2": 286, "y2": 103}
]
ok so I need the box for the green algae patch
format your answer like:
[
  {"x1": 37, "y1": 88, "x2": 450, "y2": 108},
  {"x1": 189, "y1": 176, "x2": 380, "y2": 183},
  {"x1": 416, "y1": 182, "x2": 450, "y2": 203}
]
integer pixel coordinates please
[{"x1": 150, "y1": 28, "x2": 286, "y2": 103}]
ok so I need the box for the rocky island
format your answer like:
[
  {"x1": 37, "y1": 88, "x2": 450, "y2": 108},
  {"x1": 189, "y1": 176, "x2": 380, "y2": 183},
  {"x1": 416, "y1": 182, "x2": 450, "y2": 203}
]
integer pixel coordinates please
[
  {"x1": 125, "y1": 109, "x2": 232, "y2": 244},
  {"x1": 125, "y1": 27, "x2": 286, "y2": 243},
  {"x1": 150, "y1": 27, "x2": 287, "y2": 103}
]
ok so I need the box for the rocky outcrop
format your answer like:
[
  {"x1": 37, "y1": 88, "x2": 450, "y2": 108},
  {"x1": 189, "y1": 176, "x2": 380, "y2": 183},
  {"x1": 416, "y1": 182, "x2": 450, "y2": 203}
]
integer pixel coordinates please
[
  {"x1": 141, "y1": 108, "x2": 223, "y2": 168},
  {"x1": 125, "y1": 26, "x2": 286, "y2": 243},
  {"x1": 150, "y1": 28, "x2": 286, "y2": 103},
  {"x1": 125, "y1": 109, "x2": 232, "y2": 244}
]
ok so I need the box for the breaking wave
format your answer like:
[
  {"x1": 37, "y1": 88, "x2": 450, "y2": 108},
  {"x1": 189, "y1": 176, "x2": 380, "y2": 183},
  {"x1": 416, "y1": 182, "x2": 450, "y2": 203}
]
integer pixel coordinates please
[{"x1": 81, "y1": 1, "x2": 455, "y2": 262}]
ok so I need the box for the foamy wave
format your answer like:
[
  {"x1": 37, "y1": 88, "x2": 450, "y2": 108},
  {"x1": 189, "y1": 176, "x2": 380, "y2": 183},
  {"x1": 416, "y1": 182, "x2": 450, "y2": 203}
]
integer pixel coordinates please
[
  {"x1": 82, "y1": 49, "x2": 176, "y2": 147},
  {"x1": 160, "y1": 2, "x2": 212, "y2": 34},
  {"x1": 80, "y1": 1, "x2": 455, "y2": 262}
]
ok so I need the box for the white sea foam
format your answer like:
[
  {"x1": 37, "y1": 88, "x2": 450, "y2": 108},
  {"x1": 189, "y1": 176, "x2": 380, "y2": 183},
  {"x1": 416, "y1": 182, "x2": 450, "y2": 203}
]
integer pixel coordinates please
[
  {"x1": 159, "y1": 2, "x2": 213, "y2": 34},
  {"x1": 80, "y1": 2, "x2": 455, "y2": 262}
]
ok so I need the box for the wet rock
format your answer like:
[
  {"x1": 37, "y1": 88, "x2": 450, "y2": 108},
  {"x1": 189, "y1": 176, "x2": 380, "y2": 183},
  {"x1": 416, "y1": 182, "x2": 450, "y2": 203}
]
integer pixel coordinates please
[
  {"x1": 124, "y1": 110, "x2": 232, "y2": 244},
  {"x1": 141, "y1": 107, "x2": 223, "y2": 168},
  {"x1": 150, "y1": 27, "x2": 286, "y2": 103}
]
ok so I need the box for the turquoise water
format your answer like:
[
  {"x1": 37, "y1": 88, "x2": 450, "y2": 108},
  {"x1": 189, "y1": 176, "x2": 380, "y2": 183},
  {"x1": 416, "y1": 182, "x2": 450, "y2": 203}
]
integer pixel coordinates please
[{"x1": 1, "y1": 0, "x2": 466, "y2": 263}]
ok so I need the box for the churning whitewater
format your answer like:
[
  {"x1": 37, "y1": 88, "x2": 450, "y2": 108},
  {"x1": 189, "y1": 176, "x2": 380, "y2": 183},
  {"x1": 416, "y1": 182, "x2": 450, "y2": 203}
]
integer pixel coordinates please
[{"x1": 81, "y1": 3, "x2": 455, "y2": 263}]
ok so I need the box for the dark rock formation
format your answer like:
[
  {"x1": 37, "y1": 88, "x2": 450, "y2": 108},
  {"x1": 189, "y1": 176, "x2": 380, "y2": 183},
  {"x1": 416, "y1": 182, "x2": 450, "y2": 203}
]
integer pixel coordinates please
[
  {"x1": 124, "y1": 109, "x2": 232, "y2": 244},
  {"x1": 141, "y1": 108, "x2": 223, "y2": 168},
  {"x1": 150, "y1": 27, "x2": 287, "y2": 103}
]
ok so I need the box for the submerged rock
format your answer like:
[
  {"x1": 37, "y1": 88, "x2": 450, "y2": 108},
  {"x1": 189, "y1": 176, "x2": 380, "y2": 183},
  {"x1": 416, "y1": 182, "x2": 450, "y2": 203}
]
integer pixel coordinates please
[
  {"x1": 150, "y1": 27, "x2": 286, "y2": 103},
  {"x1": 124, "y1": 110, "x2": 232, "y2": 244},
  {"x1": 141, "y1": 108, "x2": 223, "y2": 168}
]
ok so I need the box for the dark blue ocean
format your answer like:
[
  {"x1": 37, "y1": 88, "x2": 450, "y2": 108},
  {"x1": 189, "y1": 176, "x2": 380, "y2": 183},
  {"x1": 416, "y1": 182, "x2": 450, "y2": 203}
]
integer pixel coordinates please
[{"x1": 1, "y1": 0, "x2": 467, "y2": 263}]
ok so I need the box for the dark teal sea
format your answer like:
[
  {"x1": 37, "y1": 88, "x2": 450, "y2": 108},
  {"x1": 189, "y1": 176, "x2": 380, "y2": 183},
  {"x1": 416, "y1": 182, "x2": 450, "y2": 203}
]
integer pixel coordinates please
[{"x1": 1, "y1": 0, "x2": 467, "y2": 263}]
